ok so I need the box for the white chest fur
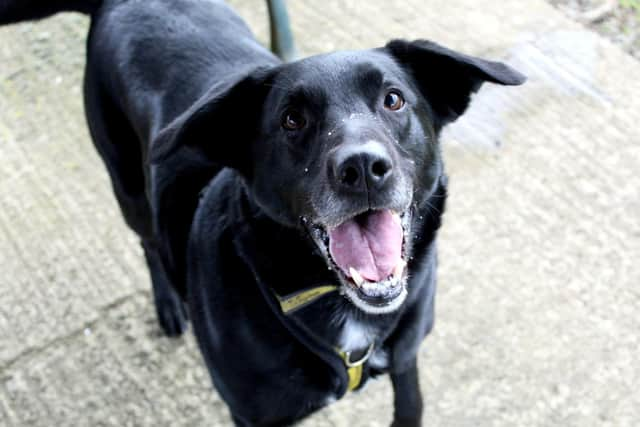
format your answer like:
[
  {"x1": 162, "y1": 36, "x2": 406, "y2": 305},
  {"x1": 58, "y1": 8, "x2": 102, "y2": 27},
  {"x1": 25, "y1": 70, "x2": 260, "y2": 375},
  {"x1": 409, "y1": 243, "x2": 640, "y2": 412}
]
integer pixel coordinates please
[
  {"x1": 339, "y1": 317, "x2": 375, "y2": 352},
  {"x1": 339, "y1": 317, "x2": 389, "y2": 370}
]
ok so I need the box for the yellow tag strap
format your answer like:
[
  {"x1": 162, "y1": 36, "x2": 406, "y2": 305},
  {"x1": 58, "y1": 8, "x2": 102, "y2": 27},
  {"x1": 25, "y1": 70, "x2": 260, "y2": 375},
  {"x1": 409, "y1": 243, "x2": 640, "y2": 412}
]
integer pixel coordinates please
[
  {"x1": 347, "y1": 366, "x2": 363, "y2": 391},
  {"x1": 336, "y1": 343, "x2": 375, "y2": 391},
  {"x1": 276, "y1": 285, "x2": 339, "y2": 314},
  {"x1": 344, "y1": 363, "x2": 363, "y2": 391}
]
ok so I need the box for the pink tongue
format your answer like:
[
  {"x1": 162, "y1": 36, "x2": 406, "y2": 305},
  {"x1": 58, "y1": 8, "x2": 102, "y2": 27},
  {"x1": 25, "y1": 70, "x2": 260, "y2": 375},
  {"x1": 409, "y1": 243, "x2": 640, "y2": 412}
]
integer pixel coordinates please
[{"x1": 328, "y1": 210, "x2": 403, "y2": 282}]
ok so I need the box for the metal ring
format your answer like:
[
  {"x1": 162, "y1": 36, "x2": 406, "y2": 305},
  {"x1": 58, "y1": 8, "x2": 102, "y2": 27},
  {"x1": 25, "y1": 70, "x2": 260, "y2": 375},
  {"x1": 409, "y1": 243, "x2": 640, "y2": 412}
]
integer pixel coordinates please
[{"x1": 344, "y1": 342, "x2": 375, "y2": 368}]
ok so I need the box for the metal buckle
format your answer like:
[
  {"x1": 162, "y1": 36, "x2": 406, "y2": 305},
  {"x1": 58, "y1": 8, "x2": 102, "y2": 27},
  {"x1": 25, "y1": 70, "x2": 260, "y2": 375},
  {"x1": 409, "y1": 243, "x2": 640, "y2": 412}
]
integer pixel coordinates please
[{"x1": 343, "y1": 342, "x2": 375, "y2": 368}]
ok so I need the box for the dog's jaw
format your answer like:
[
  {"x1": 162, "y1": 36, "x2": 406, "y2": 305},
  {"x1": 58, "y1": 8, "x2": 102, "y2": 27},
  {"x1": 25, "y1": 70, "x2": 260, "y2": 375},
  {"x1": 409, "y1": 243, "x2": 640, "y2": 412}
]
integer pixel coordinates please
[
  {"x1": 342, "y1": 283, "x2": 408, "y2": 314},
  {"x1": 302, "y1": 209, "x2": 412, "y2": 314}
]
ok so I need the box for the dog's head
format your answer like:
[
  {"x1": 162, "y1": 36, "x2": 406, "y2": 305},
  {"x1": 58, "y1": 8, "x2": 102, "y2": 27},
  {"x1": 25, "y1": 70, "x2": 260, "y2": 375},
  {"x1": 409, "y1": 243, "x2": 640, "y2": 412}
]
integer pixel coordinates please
[{"x1": 152, "y1": 39, "x2": 525, "y2": 314}]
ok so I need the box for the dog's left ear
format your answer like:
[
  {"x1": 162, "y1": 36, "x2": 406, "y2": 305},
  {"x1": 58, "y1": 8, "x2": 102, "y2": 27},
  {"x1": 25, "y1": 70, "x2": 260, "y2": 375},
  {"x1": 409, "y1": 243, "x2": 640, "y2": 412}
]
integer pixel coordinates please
[
  {"x1": 385, "y1": 39, "x2": 526, "y2": 130},
  {"x1": 150, "y1": 67, "x2": 274, "y2": 174}
]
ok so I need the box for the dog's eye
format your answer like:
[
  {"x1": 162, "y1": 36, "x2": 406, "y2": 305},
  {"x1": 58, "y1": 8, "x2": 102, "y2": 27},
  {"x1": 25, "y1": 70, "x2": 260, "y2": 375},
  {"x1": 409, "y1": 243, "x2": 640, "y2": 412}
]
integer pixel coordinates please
[
  {"x1": 281, "y1": 110, "x2": 306, "y2": 131},
  {"x1": 383, "y1": 90, "x2": 405, "y2": 111}
]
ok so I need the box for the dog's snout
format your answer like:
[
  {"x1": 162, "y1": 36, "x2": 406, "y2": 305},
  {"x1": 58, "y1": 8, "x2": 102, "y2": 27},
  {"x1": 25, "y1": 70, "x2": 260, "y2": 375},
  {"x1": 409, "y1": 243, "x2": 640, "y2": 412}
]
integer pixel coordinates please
[{"x1": 332, "y1": 142, "x2": 393, "y2": 192}]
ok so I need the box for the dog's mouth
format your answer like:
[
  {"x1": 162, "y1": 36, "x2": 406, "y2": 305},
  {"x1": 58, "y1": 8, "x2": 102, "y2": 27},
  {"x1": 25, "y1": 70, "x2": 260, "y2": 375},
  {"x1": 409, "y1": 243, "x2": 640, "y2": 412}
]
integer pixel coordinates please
[{"x1": 303, "y1": 209, "x2": 411, "y2": 314}]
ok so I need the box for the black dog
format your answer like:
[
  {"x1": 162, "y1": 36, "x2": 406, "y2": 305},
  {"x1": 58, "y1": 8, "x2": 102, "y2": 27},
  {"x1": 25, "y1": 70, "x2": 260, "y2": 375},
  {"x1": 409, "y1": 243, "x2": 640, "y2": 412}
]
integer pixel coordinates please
[{"x1": 0, "y1": 0, "x2": 525, "y2": 425}]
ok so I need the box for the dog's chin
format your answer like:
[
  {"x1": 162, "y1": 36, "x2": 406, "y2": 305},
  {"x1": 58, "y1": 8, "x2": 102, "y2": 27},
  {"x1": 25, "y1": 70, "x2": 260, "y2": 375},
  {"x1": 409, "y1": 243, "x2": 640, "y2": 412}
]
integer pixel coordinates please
[{"x1": 303, "y1": 209, "x2": 412, "y2": 315}]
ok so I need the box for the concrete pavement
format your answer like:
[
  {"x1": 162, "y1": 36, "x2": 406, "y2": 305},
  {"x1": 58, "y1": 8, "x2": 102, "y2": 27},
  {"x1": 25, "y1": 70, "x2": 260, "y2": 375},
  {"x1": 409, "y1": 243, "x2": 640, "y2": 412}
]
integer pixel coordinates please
[{"x1": 1, "y1": 0, "x2": 639, "y2": 425}]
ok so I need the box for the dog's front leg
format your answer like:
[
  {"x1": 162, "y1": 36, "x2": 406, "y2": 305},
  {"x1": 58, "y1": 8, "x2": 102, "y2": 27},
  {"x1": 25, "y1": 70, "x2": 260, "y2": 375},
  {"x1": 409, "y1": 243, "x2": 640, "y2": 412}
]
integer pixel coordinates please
[{"x1": 390, "y1": 358, "x2": 423, "y2": 427}]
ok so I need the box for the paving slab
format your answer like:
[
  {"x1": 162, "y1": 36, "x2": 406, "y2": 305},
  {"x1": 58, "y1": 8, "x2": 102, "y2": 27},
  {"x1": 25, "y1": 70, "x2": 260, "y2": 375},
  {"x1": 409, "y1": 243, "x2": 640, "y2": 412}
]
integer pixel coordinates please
[{"x1": 0, "y1": 0, "x2": 639, "y2": 425}]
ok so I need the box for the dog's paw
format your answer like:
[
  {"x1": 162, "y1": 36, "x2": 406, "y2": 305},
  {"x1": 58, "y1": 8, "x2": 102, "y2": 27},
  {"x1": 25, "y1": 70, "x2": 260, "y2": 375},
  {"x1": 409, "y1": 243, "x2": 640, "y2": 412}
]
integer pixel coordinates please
[
  {"x1": 154, "y1": 292, "x2": 189, "y2": 337},
  {"x1": 391, "y1": 418, "x2": 422, "y2": 427}
]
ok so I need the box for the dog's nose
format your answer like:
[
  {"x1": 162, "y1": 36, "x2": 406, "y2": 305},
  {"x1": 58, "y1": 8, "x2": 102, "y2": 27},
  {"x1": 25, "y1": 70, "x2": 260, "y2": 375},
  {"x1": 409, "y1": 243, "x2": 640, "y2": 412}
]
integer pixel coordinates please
[{"x1": 332, "y1": 142, "x2": 393, "y2": 192}]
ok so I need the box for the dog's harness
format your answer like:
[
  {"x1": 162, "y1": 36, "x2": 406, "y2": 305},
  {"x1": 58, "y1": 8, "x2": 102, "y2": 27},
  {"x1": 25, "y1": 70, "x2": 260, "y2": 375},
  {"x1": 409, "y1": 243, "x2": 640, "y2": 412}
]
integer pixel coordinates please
[{"x1": 273, "y1": 285, "x2": 375, "y2": 391}]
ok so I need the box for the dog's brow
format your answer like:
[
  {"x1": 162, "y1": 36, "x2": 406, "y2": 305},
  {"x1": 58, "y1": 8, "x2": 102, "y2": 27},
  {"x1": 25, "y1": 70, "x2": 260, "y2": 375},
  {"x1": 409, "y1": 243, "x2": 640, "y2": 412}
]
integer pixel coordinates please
[
  {"x1": 285, "y1": 85, "x2": 318, "y2": 99},
  {"x1": 279, "y1": 84, "x2": 329, "y2": 110},
  {"x1": 356, "y1": 67, "x2": 384, "y2": 87}
]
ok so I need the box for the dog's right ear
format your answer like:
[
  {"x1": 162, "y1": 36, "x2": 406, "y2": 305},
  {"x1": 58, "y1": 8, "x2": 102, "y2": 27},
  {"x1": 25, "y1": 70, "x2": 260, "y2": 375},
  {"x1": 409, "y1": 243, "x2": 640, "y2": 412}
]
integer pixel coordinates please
[{"x1": 150, "y1": 67, "x2": 274, "y2": 173}]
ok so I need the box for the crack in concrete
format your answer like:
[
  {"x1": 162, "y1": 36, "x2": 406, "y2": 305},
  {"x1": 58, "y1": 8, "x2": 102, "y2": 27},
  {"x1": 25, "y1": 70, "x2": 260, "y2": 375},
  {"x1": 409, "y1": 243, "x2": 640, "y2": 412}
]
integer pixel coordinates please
[{"x1": 0, "y1": 290, "x2": 148, "y2": 377}]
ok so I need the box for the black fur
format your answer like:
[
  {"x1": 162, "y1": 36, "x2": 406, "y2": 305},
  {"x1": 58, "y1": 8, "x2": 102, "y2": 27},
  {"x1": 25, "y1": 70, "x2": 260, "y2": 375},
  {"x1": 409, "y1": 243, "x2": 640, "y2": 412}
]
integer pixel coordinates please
[
  {"x1": 1, "y1": 0, "x2": 525, "y2": 425},
  {"x1": 0, "y1": 0, "x2": 101, "y2": 24}
]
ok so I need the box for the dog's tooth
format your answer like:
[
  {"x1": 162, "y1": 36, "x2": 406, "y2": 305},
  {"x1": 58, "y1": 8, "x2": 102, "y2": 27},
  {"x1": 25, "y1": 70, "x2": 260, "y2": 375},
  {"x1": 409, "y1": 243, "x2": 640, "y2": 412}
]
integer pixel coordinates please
[
  {"x1": 391, "y1": 211, "x2": 401, "y2": 224},
  {"x1": 393, "y1": 259, "x2": 406, "y2": 278},
  {"x1": 349, "y1": 267, "x2": 365, "y2": 286}
]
